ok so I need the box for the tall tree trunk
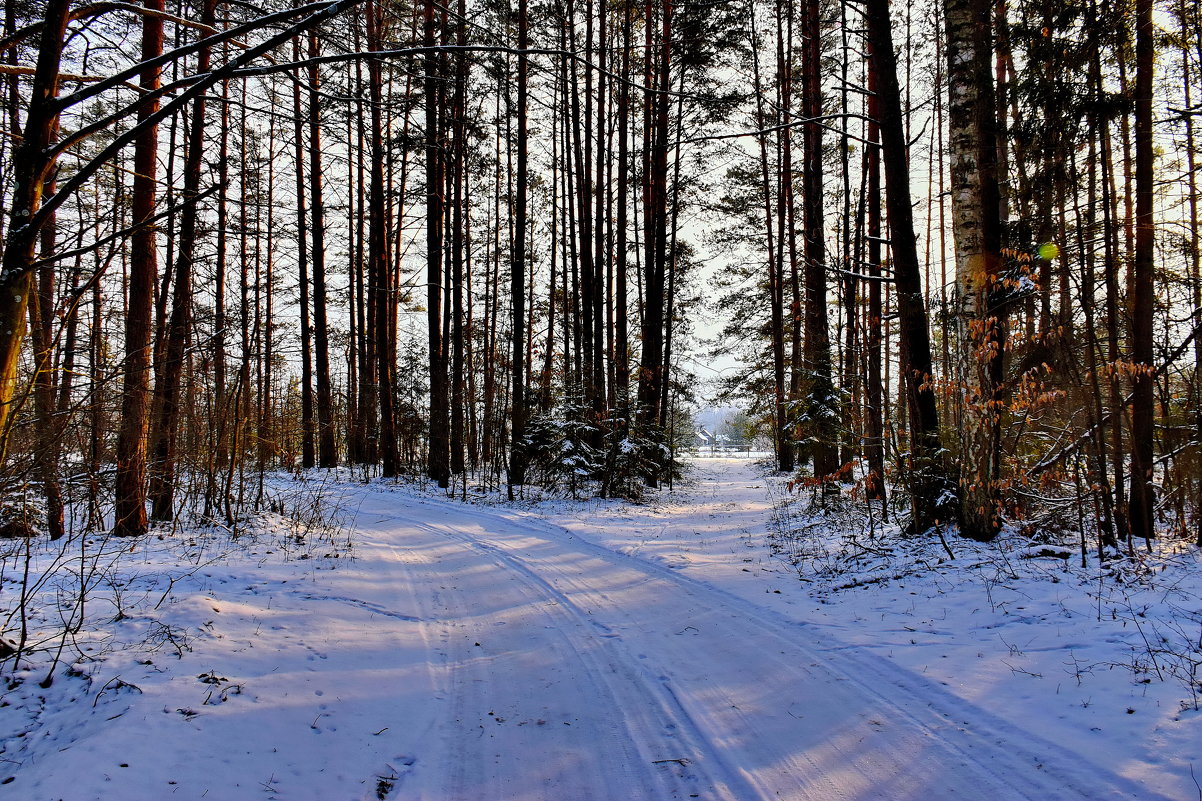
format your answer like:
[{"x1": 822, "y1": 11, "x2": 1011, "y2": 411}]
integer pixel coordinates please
[
  {"x1": 348, "y1": 37, "x2": 366, "y2": 463},
  {"x1": 425, "y1": 0, "x2": 450, "y2": 487},
  {"x1": 352, "y1": 15, "x2": 378, "y2": 466},
  {"x1": 867, "y1": 0, "x2": 957, "y2": 532},
  {"x1": 308, "y1": 30, "x2": 337, "y2": 468},
  {"x1": 150, "y1": 0, "x2": 217, "y2": 519},
  {"x1": 89, "y1": 234, "x2": 105, "y2": 528},
  {"x1": 567, "y1": 0, "x2": 599, "y2": 428},
  {"x1": 113, "y1": 0, "x2": 165, "y2": 537},
  {"x1": 293, "y1": 33, "x2": 316, "y2": 470},
  {"x1": 1181, "y1": 0, "x2": 1202, "y2": 545},
  {"x1": 366, "y1": 0, "x2": 397, "y2": 477},
  {"x1": 1128, "y1": 0, "x2": 1156, "y2": 541},
  {"x1": 776, "y1": 0, "x2": 802, "y2": 472},
  {"x1": 229, "y1": 88, "x2": 253, "y2": 517},
  {"x1": 258, "y1": 120, "x2": 277, "y2": 488},
  {"x1": 1098, "y1": 91, "x2": 1129, "y2": 544},
  {"x1": 30, "y1": 175, "x2": 65, "y2": 539},
  {"x1": 801, "y1": 0, "x2": 837, "y2": 480},
  {"x1": 540, "y1": 68, "x2": 561, "y2": 415},
  {"x1": 614, "y1": 0, "x2": 632, "y2": 414},
  {"x1": 945, "y1": 0, "x2": 1004, "y2": 540},
  {"x1": 1078, "y1": 91, "x2": 1118, "y2": 552},
  {"x1": 865, "y1": 32, "x2": 886, "y2": 504},
  {"x1": 749, "y1": 0, "x2": 791, "y2": 472},
  {"x1": 0, "y1": 0, "x2": 71, "y2": 464},
  {"x1": 449, "y1": 0, "x2": 468, "y2": 479},
  {"x1": 591, "y1": 0, "x2": 608, "y2": 427},
  {"x1": 659, "y1": 70, "x2": 687, "y2": 440},
  {"x1": 509, "y1": 0, "x2": 529, "y2": 493},
  {"x1": 637, "y1": 0, "x2": 672, "y2": 457},
  {"x1": 206, "y1": 73, "x2": 231, "y2": 521}
]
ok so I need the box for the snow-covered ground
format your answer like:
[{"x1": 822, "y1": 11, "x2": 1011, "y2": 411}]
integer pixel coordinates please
[{"x1": 2, "y1": 458, "x2": 1198, "y2": 799}]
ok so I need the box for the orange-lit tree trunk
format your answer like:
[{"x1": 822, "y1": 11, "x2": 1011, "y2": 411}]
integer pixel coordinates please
[
  {"x1": 29, "y1": 174, "x2": 65, "y2": 540},
  {"x1": 637, "y1": 0, "x2": 672, "y2": 458},
  {"x1": 0, "y1": 0, "x2": 70, "y2": 463},
  {"x1": 113, "y1": 0, "x2": 165, "y2": 537}
]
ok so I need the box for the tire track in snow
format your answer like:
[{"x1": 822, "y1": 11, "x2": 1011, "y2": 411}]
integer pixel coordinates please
[
  {"x1": 365, "y1": 503, "x2": 762, "y2": 801},
  {"x1": 397, "y1": 503, "x2": 905, "y2": 801}
]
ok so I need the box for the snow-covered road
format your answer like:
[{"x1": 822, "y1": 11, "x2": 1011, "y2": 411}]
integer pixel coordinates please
[
  {"x1": 352, "y1": 471, "x2": 1158, "y2": 801},
  {"x1": 4, "y1": 459, "x2": 1173, "y2": 799}
]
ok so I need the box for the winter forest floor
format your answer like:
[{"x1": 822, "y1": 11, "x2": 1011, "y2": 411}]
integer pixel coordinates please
[{"x1": 2, "y1": 458, "x2": 1200, "y2": 800}]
